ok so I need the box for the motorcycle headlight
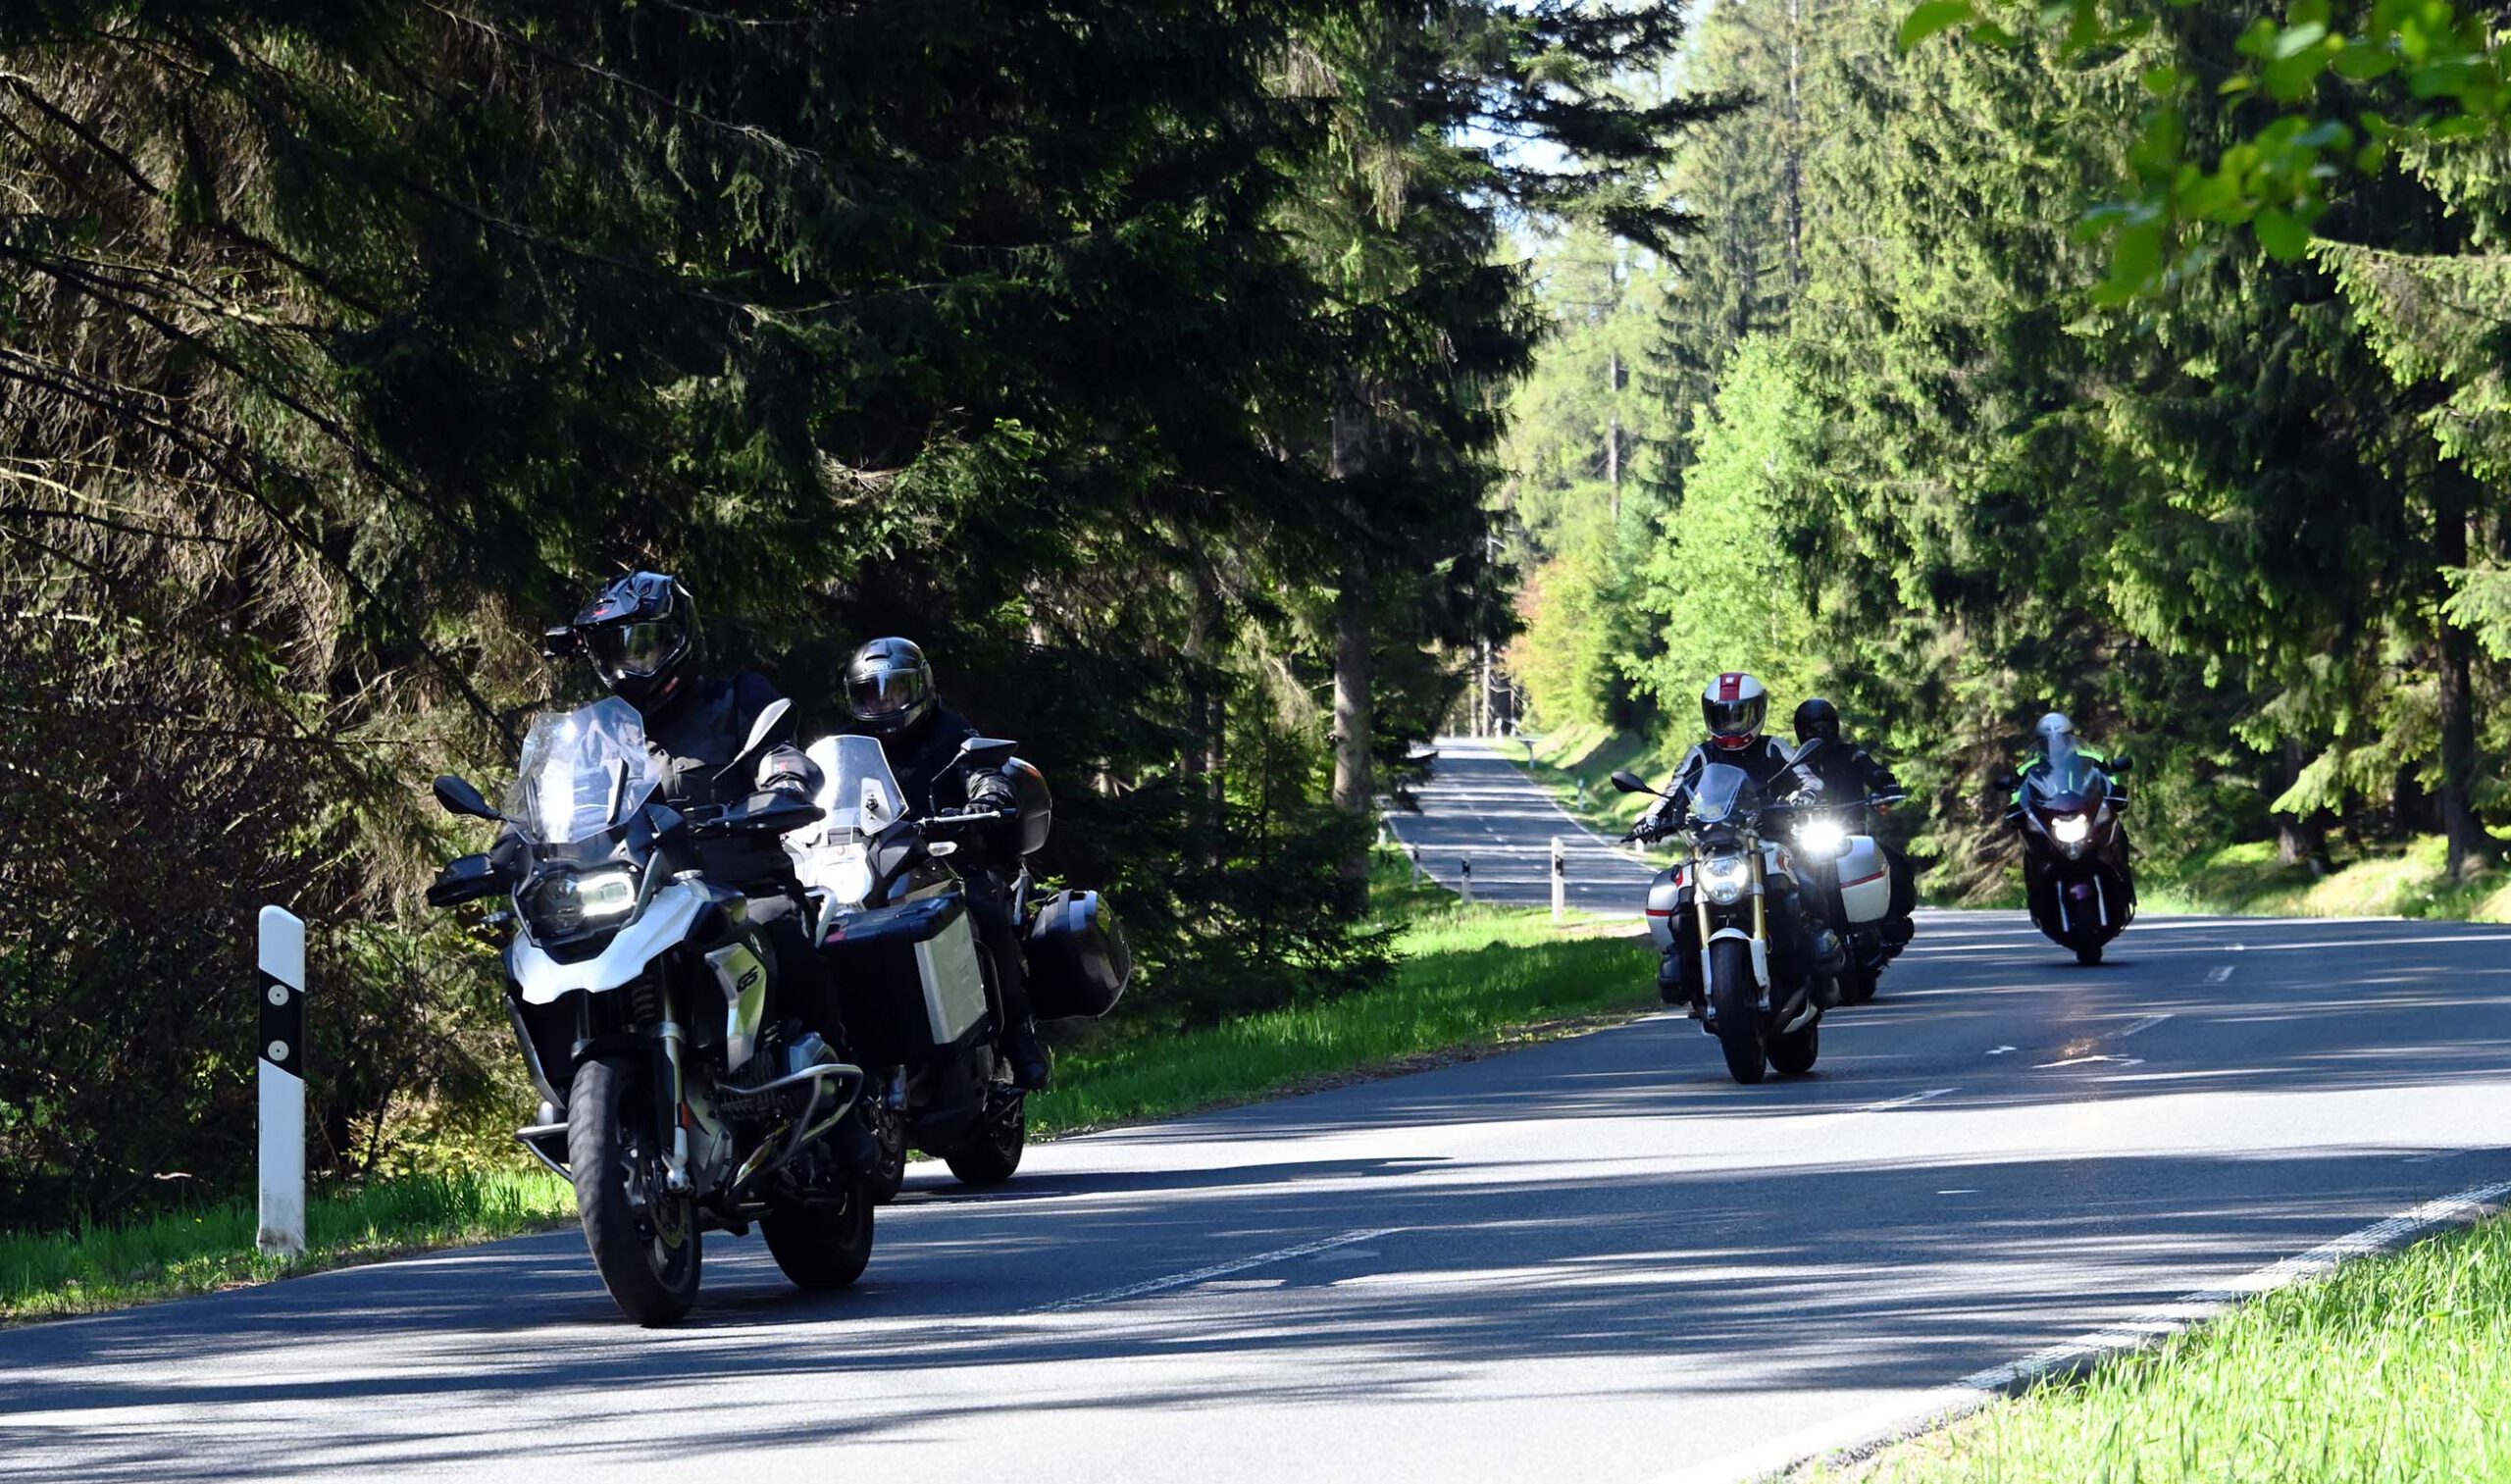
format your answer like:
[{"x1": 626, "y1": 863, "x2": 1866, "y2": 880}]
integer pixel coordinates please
[
  {"x1": 2051, "y1": 813, "x2": 2091, "y2": 844},
  {"x1": 1796, "y1": 819, "x2": 1848, "y2": 861},
  {"x1": 527, "y1": 866, "x2": 640, "y2": 938},
  {"x1": 1697, "y1": 852, "x2": 1754, "y2": 905}
]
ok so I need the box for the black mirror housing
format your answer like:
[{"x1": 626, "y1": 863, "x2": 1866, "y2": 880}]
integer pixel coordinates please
[
  {"x1": 433, "y1": 774, "x2": 503, "y2": 822},
  {"x1": 2108, "y1": 754, "x2": 2135, "y2": 776},
  {"x1": 1990, "y1": 769, "x2": 2020, "y2": 792},
  {"x1": 1608, "y1": 770, "x2": 1652, "y2": 795},
  {"x1": 714, "y1": 696, "x2": 794, "y2": 782},
  {"x1": 955, "y1": 736, "x2": 1019, "y2": 771}
]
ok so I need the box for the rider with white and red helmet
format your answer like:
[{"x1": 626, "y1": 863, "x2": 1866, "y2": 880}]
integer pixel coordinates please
[{"x1": 1635, "y1": 672, "x2": 1820, "y2": 838}]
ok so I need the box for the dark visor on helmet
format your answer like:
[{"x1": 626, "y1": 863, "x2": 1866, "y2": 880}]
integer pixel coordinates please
[
  {"x1": 847, "y1": 667, "x2": 929, "y2": 719},
  {"x1": 584, "y1": 619, "x2": 682, "y2": 682},
  {"x1": 1706, "y1": 696, "x2": 1766, "y2": 738}
]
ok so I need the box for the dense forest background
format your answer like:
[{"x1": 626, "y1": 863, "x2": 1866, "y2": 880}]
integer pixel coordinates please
[
  {"x1": 1505, "y1": 0, "x2": 2511, "y2": 902},
  {"x1": 0, "y1": 0, "x2": 1704, "y2": 1224}
]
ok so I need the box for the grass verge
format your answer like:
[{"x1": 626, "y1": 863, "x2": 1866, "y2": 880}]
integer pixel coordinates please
[
  {"x1": 6, "y1": 870, "x2": 1651, "y2": 1324},
  {"x1": 1831, "y1": 1210, "x2": 2511, "y2": 1482},
  {"x1": 2143, "y1": 834, "x2": 2511, "y2": 923},
  {"x1": 1, "y1": 1168, "x2": 573, "y2": 1324}
]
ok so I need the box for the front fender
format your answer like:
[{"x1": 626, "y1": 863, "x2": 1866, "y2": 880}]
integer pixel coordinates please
[{"x1": 510, "y1": 881, "x2": 706, "y2": 1005}]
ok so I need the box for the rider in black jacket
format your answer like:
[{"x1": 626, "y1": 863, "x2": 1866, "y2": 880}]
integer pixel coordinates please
[
  {"x1": 554, "y1": 571, "x2": 839, "y2": 1034},
  {"x1": 842, "y1": 637, "x2": 1052, "y2": 1092},
  {"x1": 1792, "y1": 697, "x2": 1918, "y2": 949}
]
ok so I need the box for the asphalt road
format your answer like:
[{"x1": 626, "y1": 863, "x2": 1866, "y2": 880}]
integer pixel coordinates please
[
  {"x1": 1386, "y1": 735, "x2": 1659, "y2": 912},
  {"x1": 10, "y1": 746, "x2": 2511, "y2": 1483}
]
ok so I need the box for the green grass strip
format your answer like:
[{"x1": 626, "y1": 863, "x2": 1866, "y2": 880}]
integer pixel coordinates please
[
  {"x1": 1848, "y1": 1212, "x2": 2511, "y2": 1482},
  {"x1": 1, "y1": 1168, "x2": 574, "y2": 1324}
]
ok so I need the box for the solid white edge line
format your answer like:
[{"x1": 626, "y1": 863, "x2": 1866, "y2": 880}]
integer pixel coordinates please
[
  {"x1": 1649, "y1": 1175, "x2": 2511, "y2": 1484},
  {"x1": 1853, "y1": 1087, "x2": 1956, "y2": 1114},
  {"x1": 1022, "y1": 1227, "x2": 1403, "y2": 1315}
]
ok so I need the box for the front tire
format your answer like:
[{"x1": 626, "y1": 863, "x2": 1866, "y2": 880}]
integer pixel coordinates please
[
  {"x1": 1707, "y1": 938, "x2": 1767, "y2": 1085},
  {"x1": 762, "y1": 1167, "x2": 876, "y2": 1291},
  {"x1": 942, "y1": 1084, "x2": 1026, "y2": 1186},
  {"x1": 567, "y1": 1054, "x2": 701, "y2": 1327},
  {"x1": 2075, "y1": 943, "x2": 2105, "y2": 967}
]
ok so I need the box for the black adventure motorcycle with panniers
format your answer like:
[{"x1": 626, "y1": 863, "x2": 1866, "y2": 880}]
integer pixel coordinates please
[
  {"x1": 783, "y1": 733, "x2": 1127, "y2": 1201},
  {"x1": 427, "y1": 695, "x2": 879, "y2": 1326},
  {"x1": 1614, "y1": 752, "x2": 1843, "y2": 1084},
  {"x1": 1779, "y1": 739, "x2": 1909, "y2": 1006},
  {"x1": 1994, "y1": 749, "x2": 2136, "y2": 965}
]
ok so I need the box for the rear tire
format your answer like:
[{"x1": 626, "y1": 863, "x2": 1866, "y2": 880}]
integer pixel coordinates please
[
  {"x1": 1707, "y1": 938, "x2": 1767, "y2": 1085},
  {"x1": 2075, "y1": 943, "x2": 2105, "y2": 967},
  {"x1": 567, "y1": 1054, "x2": 701, "y2": 1327},
  {"x1": 1841, "y1": 956, "x2": 1878, "y2": 1006},
  {"x1": 1768, "y1": 1021, "x2": 1819, "y2": 1075},
  {"x1": 761, "y1": 1166, "x2": 875, "y2": 1290},
  {"x1": 943, "y1": 1085, "x2": 1026, "y2": 1186}
]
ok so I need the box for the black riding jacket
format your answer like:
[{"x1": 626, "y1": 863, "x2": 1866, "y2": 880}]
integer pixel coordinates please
[{"x1": 643, "y1": 669, "x2": 806, "y2": 809}]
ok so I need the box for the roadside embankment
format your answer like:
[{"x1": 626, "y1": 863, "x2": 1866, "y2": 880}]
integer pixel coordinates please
[{"x1": 1828, "y1": 1209, "x2": 2511, "y2": 1481}]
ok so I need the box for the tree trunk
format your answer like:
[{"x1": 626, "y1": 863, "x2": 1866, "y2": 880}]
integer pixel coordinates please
[
  {"x1": 2274, "y1": 738, "x2": 2329, "y2": 870},
  {"x1": 1330, "y1": 400, "x2": 1373, "y2": 880},
  {"x1": 2434, "y1": 486, "x2": 2496, "y2": 877}
]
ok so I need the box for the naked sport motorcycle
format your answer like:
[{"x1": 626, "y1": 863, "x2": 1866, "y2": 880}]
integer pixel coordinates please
[
  {"x1": 1615, "y1": 752, "x2": 1836, "y2": 1084},
  {"x1": 427, "y1": 696, "x2": 876, "y2": 1325},
  {"x1": 784, "y1": 734, "x2": 1127, "y2": 1201},
  {"x1": 1994, "y1": 750, "x2": 2136, "y2": 965}
]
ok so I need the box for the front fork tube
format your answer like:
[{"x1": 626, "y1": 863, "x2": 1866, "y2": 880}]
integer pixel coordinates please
[{"x1": 655, "y1": 1017, "x2": 692, "y2": 1194}]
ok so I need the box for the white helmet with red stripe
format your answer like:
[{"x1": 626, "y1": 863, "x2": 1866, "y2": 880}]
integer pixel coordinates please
[{"x1": 1702, "y1": 671, "x2": 1769, "y2": 751}]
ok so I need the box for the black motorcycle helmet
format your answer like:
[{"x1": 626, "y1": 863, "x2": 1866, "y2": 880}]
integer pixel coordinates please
[
  {"x1": 570, "y1": 571, "x2": 698, "y2": 715},
  {"x1": 846, "y1": 637, "x2": 935, "y2": 738},
  {"x1": 1793, "y1": 696, "x2": 1841, "y2": 746}
]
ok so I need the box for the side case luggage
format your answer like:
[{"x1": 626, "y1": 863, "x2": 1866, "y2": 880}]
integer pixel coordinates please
[
  {"x1": 1026, "y1": 890, "x2": 1130, "y2": 1020},
  {"x1": 820, "y1": 891, "x2": 991, "y2": 1062}
]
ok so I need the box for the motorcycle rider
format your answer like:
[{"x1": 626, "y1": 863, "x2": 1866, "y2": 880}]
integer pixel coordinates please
[
  {"x1": 842, "y1": 637, "x2": 1052, "y2": 1092},
  {"x1": 1791, "y1": 697, "x2": 1919, "y2": 946},
  {"x1": 1634, "y1": 672, "x2": 1849, "y2": 1004},
  {"x1": 550, "y1": 571, "x2": 840, "y2": 1035}
]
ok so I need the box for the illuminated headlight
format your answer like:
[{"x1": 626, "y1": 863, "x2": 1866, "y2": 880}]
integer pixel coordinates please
[
  {"x1": 528, "y1": 867, "x2": 640, "y2": 937},
  {"x1": 2051, "y1": 813, "x2": 2091, "y2": 845},
  {"x1": 1697, "y1": 852, "x2": 1754, "y2": 905},
  {"x1": 1796, "y1": 819, "x2": 1848, "y2": 861}
]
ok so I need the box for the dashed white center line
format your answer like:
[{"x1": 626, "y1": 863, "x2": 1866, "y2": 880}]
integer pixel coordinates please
[
  {"x1": 2206, "y1": 964, "x2": 2235, "y2": 983},
  {"x1": 1985, "y1": 1045, "x2": 2017, "y2": 1056},
  {"x1": 1024, "y1": 1227, "x2": 1403, "y2": 1314},
  {"x1": 2117, "y1": 1013, "x2": 2173, "y2": 1038}
]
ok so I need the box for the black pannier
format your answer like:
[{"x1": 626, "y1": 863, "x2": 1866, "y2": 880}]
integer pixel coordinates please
[
  {"x1": 819, "y1": 891, "x2": 991, "y2": 1062},
  {"x1": 1025, "y1": 890, "x2": 1130, "y2": 1020}
]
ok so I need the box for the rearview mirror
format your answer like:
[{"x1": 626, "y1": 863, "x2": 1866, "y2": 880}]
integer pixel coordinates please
[
  {"x1": 1609, "y1": 770, "x2": 1654, "y2": 795},
  {"x1": 1990, "y1": 769, "x2": 2020, "y2": 792},
  {"x1": 955, "y1": 736, "x2": 1019, "y2": 772},
  {"x1": 716, "y1": 697, "x2": 794, "y2": 782},
  {"x1": 433, "y1": 774, "x2": 503, "y2": 822},
  {"x1": 2108, "y1": 754, "x2": 2134, "y2": 776}
]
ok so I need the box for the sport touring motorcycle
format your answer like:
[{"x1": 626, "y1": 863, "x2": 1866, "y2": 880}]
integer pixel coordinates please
[
  {"x1": 1994, "y1": 750, "x2": 2135, "y2": 965},
  {"x1": 428, "y1": 696, "x2": 877, "y2": 1325},
  {"x1": 1615, "y1": 752, "x2": 1846, "y2": 1084},
  {"x1": 784, "y1": 733, "x2": 1127, "y2": 1201}
]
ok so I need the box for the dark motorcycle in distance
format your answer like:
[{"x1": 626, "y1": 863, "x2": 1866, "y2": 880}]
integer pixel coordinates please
[
  {"x1": 1614, "y1": 752, "x2": 1839, "y2": 1084},
  {"x1": 1773, "y1": 739, "x2": 1907, "y2": 1006},
  {"x1": 1994, "y1": 751, "x2": 2136, "y2": 965},
  {"x1": 426, "y1": 696, "x2": 877, "y2": 1326},
  {"x1": 784, "y1": 734, "x2": 1127, "y2": 1201}
]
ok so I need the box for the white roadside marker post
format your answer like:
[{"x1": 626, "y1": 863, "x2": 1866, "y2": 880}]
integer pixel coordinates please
[
  {"x1": 257, "y1": 906, "x2": 307, "y2": 1259},
  {"x1": 1552, "y1": 836, "x2": 1566, "y2": 925},
  {"x1": 1409, "y1": 844, "x2": 1423, "y2": 889}
]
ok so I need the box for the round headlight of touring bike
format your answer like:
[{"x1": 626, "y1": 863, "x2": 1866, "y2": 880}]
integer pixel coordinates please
[
  {"x1": 1697, "y1": 851, "x2": 1754, "y2": 906},
  {"x1": 527, "y1": 866, "x2": 640, "y2": 938}
]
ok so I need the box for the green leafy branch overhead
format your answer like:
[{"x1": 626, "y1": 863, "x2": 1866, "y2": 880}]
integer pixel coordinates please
[{"x1": 1901, "y1": 0, "x2": 2511, "y2": 299}]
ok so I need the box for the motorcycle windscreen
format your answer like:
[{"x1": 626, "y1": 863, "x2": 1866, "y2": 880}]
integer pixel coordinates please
[
  {"x1": 2026, "y1": 753, "x2": 2109, "y2": 816},
  {"x1": 503, "y1": 697, "x2": 662, "y2": 845},
  {"x1": 1687, "y1": 763, "x2": 1768, "y2": 825},
  {"x1": 804, "y1": 734, "x2": 907, "y2": 837}
]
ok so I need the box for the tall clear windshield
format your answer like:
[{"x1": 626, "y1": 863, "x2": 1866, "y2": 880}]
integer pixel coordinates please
[
  {"x1": 2028, "y1": 753, "x2": 2109, "y2": 804},
  {"x1": 1688, "y1": 762, "x2": 1767, "y2": 826},
  {"x1": 805, "y1": 735, "x2": 904, "y2": 840},
  {"x1": 503, "y1": 698, "x2": 662, "y2": 845}
]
